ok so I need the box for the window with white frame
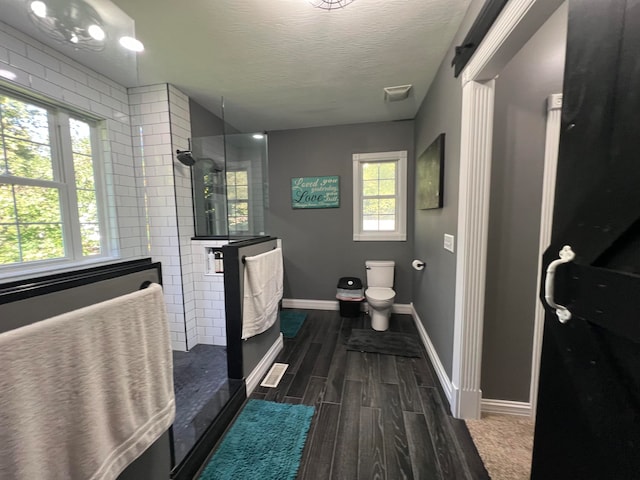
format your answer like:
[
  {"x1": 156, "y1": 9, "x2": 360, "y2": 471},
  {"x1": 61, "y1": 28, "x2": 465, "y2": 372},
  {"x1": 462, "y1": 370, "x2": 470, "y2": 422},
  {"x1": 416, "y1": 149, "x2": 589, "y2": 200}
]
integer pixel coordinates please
[
  {"x1": 226, "y1": 169, "x2": 249, "y2": 233},
  {"x1": 0, "y1": 90, "x2": 106, "y2": 269},
  {"x1": 353, "y1": 150, "x2": 407, "y2": 241}
]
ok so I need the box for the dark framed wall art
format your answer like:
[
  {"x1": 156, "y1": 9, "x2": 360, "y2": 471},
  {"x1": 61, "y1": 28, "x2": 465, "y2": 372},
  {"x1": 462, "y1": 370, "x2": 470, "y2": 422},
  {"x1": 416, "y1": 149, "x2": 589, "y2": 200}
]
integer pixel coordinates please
[{"x1": 417, "y1": 133, "x2": 445, "y2": 209}]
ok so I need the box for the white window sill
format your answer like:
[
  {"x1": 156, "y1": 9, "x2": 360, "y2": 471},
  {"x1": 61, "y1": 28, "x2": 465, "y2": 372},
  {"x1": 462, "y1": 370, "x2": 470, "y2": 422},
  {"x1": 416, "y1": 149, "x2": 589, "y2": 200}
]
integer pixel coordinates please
[{"x1": 353, "y1": 232, "x2": 407, "y2": 242}]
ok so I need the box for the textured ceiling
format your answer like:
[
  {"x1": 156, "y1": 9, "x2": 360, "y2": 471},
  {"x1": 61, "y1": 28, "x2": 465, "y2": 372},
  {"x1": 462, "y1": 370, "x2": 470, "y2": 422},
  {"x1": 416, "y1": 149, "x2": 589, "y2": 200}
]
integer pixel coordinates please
[
  {"x1": 113, "y1": 0, "x2": 471, "y2": 132},
  {"x1": 2, "y1": 0, "x2": 471, "y2": 132}
]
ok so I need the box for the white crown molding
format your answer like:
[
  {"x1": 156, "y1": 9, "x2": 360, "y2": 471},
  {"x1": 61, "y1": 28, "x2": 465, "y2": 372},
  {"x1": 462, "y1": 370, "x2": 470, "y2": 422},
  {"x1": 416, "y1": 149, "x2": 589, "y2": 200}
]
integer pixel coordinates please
[
  {"x1": 529, "y1": 93, "x2": 563, "y2": 420},
  {"x1": 410, "y1": 303, "x2": 454, "y2": 404},
  {"x1": 245, "y1": 333, "x2": 284, "y2": 397}
]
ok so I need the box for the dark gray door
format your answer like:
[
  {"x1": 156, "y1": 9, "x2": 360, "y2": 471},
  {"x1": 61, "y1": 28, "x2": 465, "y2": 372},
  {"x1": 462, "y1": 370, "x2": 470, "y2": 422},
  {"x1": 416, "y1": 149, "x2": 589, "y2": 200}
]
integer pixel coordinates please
[{"x1": 531, "y1": 0, "x2": 640, "y2": 478}]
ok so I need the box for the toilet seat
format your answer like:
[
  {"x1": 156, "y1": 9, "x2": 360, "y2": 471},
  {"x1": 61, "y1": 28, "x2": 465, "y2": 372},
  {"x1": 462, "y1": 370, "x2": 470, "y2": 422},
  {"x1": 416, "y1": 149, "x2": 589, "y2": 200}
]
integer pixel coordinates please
[{"x1": 365, "y1": 287, "x2": 395, "y2": 302}]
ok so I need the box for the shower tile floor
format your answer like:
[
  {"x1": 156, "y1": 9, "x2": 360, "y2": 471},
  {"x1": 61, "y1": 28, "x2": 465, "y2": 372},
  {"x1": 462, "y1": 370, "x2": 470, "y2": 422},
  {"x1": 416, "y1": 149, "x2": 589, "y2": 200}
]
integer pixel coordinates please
[{"x1": 172, "y1": 344, "x2": 242, "y2": 467}]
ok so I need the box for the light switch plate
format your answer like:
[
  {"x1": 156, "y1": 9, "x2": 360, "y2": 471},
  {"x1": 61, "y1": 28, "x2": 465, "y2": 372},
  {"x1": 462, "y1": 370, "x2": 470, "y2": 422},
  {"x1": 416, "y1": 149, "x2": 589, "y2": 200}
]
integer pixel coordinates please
[{"x1": 444, "y1": 234, "x2": 455, "y2": 253}]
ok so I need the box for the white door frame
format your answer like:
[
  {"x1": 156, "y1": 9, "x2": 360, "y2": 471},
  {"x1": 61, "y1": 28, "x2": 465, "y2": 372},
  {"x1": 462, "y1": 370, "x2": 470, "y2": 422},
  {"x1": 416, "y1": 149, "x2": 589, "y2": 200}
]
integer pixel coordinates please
[
  {"x1": 529, "y1": 93, "x2": 562, "y2": 418},
  {"x1": 451, "y1": 0, "x2": 565, "y2": 419}
]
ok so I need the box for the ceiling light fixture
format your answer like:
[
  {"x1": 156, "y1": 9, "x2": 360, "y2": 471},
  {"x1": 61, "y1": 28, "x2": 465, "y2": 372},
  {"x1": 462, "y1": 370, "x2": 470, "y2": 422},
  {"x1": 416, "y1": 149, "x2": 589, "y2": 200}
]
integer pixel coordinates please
[
  {"x1": 87, "y1": 24, "x2": 106, "y2": 41},
  {"x1": 119, "y1": 36, "x2": 144, "y2": 52},
  {"x1": 30, "y1": 1, "x2": 47, "y2": 18},
  {"x1": 252, "y1": 134, "x2": 264, "y2": 140},
  {"x1": 0, "y1": 69, "x2": 17, "y2": 81},
  {"x1": 27, "y1": 0, "x2": 106, "y2": 51},
  {"x1": 308, "y1": 0, "x2": 355, "y2": 10}
]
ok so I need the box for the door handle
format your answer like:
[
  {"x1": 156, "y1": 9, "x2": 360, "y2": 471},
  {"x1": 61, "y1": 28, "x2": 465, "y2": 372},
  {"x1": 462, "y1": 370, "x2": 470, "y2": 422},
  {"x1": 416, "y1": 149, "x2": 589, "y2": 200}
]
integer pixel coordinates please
[{"x1": 544, "y1": 245, "x2": 576, "y2": 323}]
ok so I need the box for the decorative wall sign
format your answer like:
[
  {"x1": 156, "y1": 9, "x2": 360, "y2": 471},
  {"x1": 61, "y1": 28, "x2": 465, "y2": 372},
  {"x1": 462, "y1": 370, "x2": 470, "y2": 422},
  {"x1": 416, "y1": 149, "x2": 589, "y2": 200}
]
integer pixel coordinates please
[
  {"x1": 417, "y1": 133, "x2": 445, "y2": 209},
  {"x1": 291, "y1": 176, "x2": 340, "y2": 209}
]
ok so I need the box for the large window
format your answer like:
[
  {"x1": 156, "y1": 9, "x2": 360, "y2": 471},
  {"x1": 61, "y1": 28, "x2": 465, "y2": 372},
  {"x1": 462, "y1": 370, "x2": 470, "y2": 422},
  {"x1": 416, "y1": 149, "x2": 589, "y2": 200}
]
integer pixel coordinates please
[
  {"x1": 353, "y1": 150, "x2": 407, "y2": 241},
  {"x1": 0, "y1": 91, "x2": 105, "y2": 269},
  {"x1": 226, "y1": 169, "x2": 249, "y2": 233}
]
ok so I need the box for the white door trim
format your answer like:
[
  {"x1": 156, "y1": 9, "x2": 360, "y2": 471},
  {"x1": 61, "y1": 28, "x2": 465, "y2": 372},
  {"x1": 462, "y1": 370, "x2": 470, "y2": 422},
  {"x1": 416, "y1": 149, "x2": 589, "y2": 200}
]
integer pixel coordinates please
[
  {"x1": 451, "y1": 0, "x2": 564, "y2": 419},
  {"x1": 529, "y1": 93, "x2": 563, "y2": 419},
  {"x1": 452, "y1": 78, "x2": 495, "y2": 419}
]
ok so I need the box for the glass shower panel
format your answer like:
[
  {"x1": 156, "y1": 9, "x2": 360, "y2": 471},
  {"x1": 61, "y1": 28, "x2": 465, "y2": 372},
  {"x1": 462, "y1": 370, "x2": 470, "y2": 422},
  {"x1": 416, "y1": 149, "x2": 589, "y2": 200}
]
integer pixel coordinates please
[
  {"x1": 191, "y1": 135, "x2": 228, "y2": 236},
  {"x1": 191, "y1": 132, "x2": 268, "y2": 237},
  {"x1": 224, "y1": 133, "x2": 268, "y2": 237}
]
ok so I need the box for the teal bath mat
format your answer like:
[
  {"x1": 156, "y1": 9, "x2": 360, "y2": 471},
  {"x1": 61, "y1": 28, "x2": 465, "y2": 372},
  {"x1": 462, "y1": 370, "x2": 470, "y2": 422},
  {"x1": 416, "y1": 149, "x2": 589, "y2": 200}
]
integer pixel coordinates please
[
  {"x1": 198, "y1": 399, "x2": 315, "y2": 480},
  {"x1": 280, "y1": 310, "x2": 307, "y2": 338}
]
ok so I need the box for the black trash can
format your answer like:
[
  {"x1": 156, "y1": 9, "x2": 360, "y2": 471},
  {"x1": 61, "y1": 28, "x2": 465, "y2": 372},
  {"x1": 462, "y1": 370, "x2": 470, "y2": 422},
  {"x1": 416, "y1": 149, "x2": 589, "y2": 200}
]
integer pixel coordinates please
[{"x1": 336, "y1": 277, "x2": 364, "y2": 317}]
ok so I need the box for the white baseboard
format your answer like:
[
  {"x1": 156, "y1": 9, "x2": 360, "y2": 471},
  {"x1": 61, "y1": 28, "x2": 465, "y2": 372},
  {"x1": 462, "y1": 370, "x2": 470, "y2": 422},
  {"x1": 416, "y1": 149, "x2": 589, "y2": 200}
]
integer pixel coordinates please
[
  {"x1": 282, "y1": 299, "x2": 339, "y2": 310},
  {"x1": 282, "y1": 298, "x2": 412, "y2": 314},
  {"x1": 481, "y1": 398, "x2": 532, "y2": 417},
  {"x1": 391, "y1": 303, "x2": 412, "y2": 314},
  {"x1": 245, "y1": 333, "x2": 284, "y2": 397},
  {"x1": 410, "y1": 303, "x2": 454, "y2": 405}
]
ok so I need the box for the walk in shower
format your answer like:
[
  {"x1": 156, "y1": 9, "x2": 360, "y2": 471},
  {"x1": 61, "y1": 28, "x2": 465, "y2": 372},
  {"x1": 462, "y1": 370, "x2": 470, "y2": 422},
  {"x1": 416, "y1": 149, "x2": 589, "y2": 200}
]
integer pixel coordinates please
[{"x1": 170, "y1": 125, "x2": 270, "y2": 479}]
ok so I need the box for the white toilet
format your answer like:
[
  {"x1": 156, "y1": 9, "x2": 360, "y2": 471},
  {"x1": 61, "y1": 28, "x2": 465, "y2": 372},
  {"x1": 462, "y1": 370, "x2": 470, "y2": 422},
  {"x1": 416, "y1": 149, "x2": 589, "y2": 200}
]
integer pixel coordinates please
[{"x1": 365, "y1": 260, "x2": 396, "y2": 331}]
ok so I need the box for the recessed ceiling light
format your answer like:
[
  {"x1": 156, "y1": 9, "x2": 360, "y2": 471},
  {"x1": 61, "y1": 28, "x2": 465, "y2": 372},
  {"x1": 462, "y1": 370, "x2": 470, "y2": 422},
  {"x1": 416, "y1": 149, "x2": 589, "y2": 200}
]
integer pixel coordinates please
[
  {"x1": 88, "y1": 25, "x2": 105, "y2": 41},
  {"x1": 30, "y1": 1, "x2": 47, "y2": 18},
  {"x1": 252, "y1": 134, "x2": 264, "y2": 140},
  {"x1": 0, "y1": 69, "x2": 17, "y2": 80},
  {"x1": 70, "y1": 33, "x2": 79, "y2": 44},
  {"x1": 119, "y1": 36, "x2": 144, "y2": 52}
]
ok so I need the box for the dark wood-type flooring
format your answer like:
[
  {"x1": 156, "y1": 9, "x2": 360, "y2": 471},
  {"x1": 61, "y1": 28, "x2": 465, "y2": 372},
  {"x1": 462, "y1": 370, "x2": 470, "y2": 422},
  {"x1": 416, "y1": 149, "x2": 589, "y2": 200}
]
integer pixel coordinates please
[{"x1": 250, "y1": 310, "x2": 489, "y2": 480}]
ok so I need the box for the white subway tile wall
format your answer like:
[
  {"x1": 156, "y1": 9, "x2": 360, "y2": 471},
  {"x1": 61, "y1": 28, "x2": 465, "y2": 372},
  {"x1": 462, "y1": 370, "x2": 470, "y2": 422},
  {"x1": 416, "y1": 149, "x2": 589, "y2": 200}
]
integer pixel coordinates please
[
  {"x1": 0, "y1": 22, "x2": 147, "y2": 260},
  {"x1": 0, "y1": 22, "x2": 227, "y2": 352},
  {"x1": 191, "y1": 241, "x2": 228, "y2": 346},
  {"x1": 168, "y1": 85, "x2": 198, "y2": 349},
  {"x1": 129, "y1": 84, "x2": 188, "y2": 351}
]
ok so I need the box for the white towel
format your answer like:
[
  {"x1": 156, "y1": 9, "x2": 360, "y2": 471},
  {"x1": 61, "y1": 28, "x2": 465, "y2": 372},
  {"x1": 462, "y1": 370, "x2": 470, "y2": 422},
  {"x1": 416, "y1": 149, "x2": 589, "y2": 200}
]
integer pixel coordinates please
[
  {"x1": 0, "y1": 283, "x2": 175, "y2": 480},
  {"x1": 242, "y1": 247, "x2": 284, "y2": 339}
]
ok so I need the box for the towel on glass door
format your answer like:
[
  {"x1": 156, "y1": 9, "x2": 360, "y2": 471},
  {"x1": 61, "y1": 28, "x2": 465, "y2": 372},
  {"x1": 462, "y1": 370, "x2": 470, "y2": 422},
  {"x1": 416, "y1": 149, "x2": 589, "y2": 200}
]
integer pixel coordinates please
[
  {"x1": 242, "y1": 247, "x2": 284, "y2": 339},
  {"x1": 0, "y1": 283, "x2": 175, "y2": 480}
]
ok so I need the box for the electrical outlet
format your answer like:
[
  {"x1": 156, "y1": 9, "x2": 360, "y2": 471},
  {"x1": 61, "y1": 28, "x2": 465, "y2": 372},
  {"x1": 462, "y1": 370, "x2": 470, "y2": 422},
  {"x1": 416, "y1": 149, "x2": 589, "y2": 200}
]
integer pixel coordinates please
[{"x1": 444, "y1": 234, "x2": 455, "y2": 253}]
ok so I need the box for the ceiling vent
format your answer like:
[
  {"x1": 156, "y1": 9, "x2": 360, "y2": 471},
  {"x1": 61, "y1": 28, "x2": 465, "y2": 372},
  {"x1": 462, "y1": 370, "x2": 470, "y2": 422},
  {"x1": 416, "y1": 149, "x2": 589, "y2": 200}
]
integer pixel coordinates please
[{"x1": 384, "y1": 84, "x2": 413, "y2": 102}]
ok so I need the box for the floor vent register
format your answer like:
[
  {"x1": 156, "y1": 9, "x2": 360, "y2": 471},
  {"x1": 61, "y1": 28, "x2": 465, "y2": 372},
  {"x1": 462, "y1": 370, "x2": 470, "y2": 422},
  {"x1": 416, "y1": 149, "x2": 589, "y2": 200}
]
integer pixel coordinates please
[{"x1": 260, "y1": 363, "x2": 289, "y2": 388}]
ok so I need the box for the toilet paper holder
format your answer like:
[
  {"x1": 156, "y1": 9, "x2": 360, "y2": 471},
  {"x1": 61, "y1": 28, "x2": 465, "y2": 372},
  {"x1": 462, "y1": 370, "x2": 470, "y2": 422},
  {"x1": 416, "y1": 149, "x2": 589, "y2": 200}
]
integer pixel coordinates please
[{"x1": 412, "y1": 259, "x2": 426, "y2": 270}]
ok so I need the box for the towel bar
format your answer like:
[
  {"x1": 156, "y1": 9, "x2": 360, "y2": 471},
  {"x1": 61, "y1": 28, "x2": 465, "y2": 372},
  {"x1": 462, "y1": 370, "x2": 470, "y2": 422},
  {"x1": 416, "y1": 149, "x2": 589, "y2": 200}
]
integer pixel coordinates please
[{"x1": 241, "y1": 247, "x2": 276, "y2": 264}]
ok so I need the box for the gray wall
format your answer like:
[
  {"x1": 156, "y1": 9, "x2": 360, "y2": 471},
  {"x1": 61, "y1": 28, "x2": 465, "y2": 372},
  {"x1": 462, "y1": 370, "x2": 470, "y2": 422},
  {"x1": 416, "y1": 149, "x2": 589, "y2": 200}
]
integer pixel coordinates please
[
  {"x1": 268, "y1": 120, "x2": 415, "y2": 303},
  {"x1": 481, "y1": 3, "x2": 567, "y2": 402},
  {"x1": 412, "y1": 0, "x2": 487, "y2": 377},
  {"x1": 189, "y1": 99, "x2": 225, "y2": 137}
]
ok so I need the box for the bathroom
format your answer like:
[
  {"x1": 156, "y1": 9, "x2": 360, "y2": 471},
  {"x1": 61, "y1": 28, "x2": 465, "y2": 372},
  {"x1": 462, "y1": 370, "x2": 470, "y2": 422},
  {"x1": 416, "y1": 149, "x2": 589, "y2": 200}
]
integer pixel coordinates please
[
  {"x1": 0, "y1": 0, "x2": 604, "y2": 476},
  {"x1": 0, "y1": 4, "x2": 417, "y2": 477},
  {"x1": 3, "y1": 0, "x2": 634, "y2": 478}
]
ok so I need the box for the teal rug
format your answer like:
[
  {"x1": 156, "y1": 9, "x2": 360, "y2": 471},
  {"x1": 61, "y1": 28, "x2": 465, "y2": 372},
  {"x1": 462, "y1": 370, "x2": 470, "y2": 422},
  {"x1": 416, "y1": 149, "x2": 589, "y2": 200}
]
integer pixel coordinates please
[
  {"x1": 198, "y1": 400, "x2": 314, "y2": 480},
  {"x1": 280, "y1": 310, "x2": 307, "y2": 338}
]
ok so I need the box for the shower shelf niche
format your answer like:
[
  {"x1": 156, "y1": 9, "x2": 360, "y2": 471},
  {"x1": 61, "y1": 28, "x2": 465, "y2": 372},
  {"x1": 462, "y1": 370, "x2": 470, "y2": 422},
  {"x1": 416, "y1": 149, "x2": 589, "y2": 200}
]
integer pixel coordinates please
[{"x1": 205, "y1": 247, "x2": 224, "y2": 276}]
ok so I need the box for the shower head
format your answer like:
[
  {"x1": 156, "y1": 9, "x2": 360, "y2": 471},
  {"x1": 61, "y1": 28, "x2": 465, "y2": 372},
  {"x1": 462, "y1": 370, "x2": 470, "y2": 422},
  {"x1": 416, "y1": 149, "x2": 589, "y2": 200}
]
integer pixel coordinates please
[
  {"x1": 201, "y1": 157, "x2": 223, "y2": 173},
  {"x1": 176, "y1": 149, "x2": 196, "y2": 166}
]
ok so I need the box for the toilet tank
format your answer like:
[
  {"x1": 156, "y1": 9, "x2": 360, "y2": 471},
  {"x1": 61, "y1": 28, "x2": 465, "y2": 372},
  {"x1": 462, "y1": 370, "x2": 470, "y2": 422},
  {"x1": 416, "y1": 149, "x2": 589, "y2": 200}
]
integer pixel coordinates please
[{"x1": 365, "y1": 260, "x2": 395, "y2": 288}]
